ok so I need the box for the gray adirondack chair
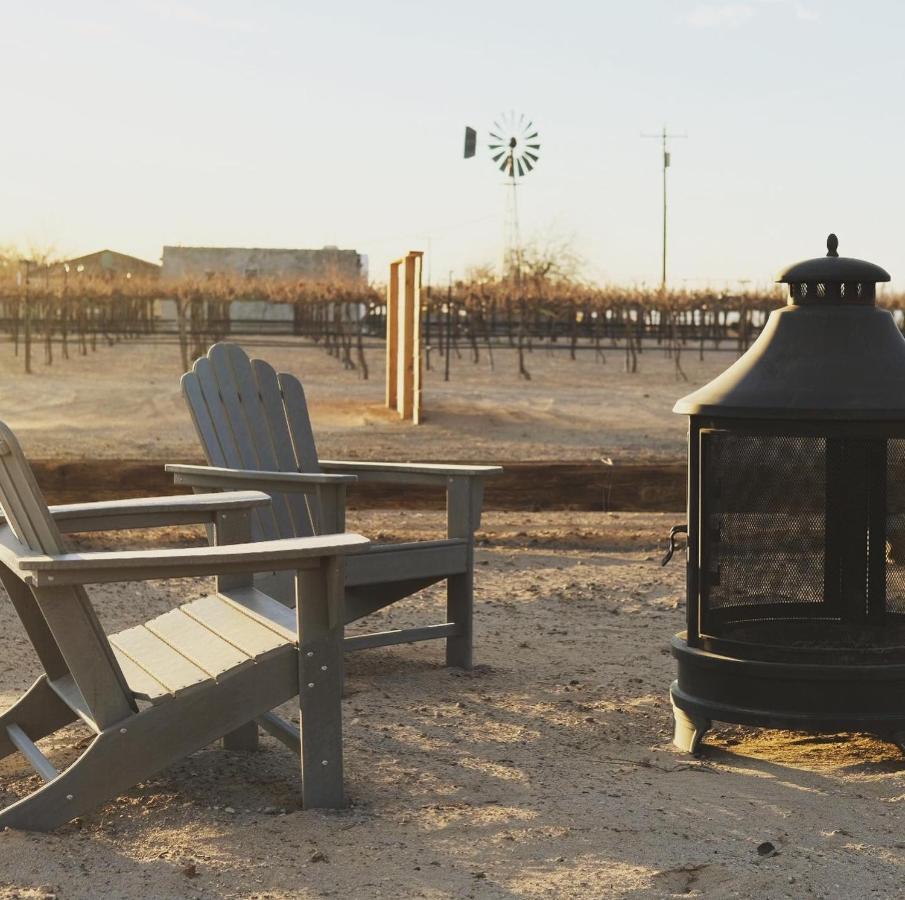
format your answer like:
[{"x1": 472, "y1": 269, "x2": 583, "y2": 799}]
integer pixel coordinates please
[
  {"x1": 0, "y1": 420, "x2": 368, "y2": 831},
  {"x1": 168, "y1": 342, "x2": 501, "y2": 667}
]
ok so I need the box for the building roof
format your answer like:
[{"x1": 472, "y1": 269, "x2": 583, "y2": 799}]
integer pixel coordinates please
[
  {"x1": 161, "y1": 245, "x2": 354, "y2": 254},
  {"x1": 63, "y1": 249, "x2": 160, "y2": 275}
]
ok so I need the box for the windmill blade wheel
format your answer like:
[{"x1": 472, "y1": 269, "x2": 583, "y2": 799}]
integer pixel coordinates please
[{"x1": 486, "y1": 111, "x2": 540, "y2": 180}]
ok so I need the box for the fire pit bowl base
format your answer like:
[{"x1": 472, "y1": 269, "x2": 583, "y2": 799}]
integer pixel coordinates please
[{"x1": 671, "y1": 634, "x2": 905, "y2": 756}]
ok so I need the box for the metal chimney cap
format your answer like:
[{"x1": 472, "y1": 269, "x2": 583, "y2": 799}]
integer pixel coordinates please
[
  {"x1": 673, "y1": 304, "x2": 905, "y2": 419},
  {"x1": 776, "y1": 234, "x2": 890, "y2": 286},
  {"x1": 676, "y1": 235, "x2": 901, "y2": 420}
]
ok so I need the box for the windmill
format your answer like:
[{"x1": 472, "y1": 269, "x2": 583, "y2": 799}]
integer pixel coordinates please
[{"x1": 464, "y1": 112, "x2": 540, "y2": 283}]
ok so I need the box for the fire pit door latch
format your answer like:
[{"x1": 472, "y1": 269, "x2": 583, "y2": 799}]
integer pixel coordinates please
[{"x1": 661, "y1": 524, "x2": 688, "y2": 567}]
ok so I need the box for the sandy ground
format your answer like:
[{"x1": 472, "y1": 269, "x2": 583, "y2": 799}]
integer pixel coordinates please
[
  {"x1": 1, "y1": 512, "x2": 904, "y2": 899},
  {"x1": 0, "y1": 337, "x2": 732, "y2": 463}
]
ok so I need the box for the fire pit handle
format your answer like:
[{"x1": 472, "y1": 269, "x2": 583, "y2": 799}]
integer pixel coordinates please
[{"x1": 661, "y1": 524, "x2": 688, "y2": 567}]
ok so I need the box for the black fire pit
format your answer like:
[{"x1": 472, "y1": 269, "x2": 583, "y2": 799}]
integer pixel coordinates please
[{"x1": 669, "y1": 234, "x2": 905, "y2": 754}]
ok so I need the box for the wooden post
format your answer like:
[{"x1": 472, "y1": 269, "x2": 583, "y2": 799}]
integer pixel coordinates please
[
  {"x1": 411, "y1": 252, "x2": 423, "y2": 425},
  {"x1": 385, "y1": 261, "x2": 400, "y2": 410},
  {"x1": 23, "y1": 262, "x2": 32, "y2": 375},
  {"x1": 399, "y1": 254, "x2": 415, "y2": 421},
  {"x1": 385, "y1": 251, "x2": 423, "y2": 424}
]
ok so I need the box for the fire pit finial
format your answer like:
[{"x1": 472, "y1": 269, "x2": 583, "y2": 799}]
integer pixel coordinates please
[{"x1": 827, "y1": 233, "x2": 839, "y2": 257}]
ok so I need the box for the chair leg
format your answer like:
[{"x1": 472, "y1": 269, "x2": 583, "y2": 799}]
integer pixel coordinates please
[
  {"x1": 0, "y1": 676, "x2": 77, "y2": 762},
  {"x1": 446, "y1": 572, "x2": 473, "y2": 670},
  {"x1": 446, "y1": 477, "x2": 480, "y2": 670},
  {"x1": 296, "y1": 563, "x2": 345, "y2": 809},
  {"x1": 0, "y1": 651, "x2": 301, "y2": 831},
  {"x1": 0, "y1": 729, "x2": 124, "y2": 832},
  {"x1": 222, "y1": 721, "x2": 259, "y2": 752}
]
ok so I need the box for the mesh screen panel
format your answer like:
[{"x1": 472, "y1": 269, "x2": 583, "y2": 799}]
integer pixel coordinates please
[
  {"x1": 702, "y1": 433, "x2": 826, "y2": 611},
  {"x1": 886, "y1": 440, "x2": 905, "y2": 614}
]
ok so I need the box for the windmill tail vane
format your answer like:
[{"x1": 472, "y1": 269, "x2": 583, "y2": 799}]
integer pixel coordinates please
[{"x1": 464, "y1": 126, "x2": 477, "y2": 159}]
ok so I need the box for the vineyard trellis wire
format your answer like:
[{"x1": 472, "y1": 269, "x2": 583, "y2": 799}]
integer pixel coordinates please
[{"x1": 1, "y1": 264, "x2": 904, "y2": 381}]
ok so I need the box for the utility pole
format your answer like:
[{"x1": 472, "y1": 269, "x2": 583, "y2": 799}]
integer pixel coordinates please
[{"x1": 642, "y1": 126, "x2": 687, "y2": 290}]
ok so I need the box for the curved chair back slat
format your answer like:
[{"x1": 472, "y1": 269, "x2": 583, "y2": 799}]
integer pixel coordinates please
[
  {"x1": 182, "y1": 344, "x2": 322, "y2": 538},
  {"x1": 0, "y1": 423, "x2": 64, "y2": 555}
]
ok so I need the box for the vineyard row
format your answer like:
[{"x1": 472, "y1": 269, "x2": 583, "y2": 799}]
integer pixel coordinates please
[{"x1": 1, "y1": 274, "x2": 903, "y2": 379}]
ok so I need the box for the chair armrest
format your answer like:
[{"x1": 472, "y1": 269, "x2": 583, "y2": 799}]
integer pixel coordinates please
[
  {"x1": 318, "y1": 460, "x2": 503, "y2": 486},
  {"x1": 167, "y1": 464, "x2": 357, "y2": 493},
  {"x1": 16, "y1": 533, "x2": 371, "y2": 588},
  {"x1": 22, "y1": 491, "x2": 273, "y2": 533}
]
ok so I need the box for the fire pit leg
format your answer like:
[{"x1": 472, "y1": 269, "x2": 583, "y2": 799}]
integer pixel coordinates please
[{"x1": 671, "y1": 699, "x2": 710, "y2": 755}]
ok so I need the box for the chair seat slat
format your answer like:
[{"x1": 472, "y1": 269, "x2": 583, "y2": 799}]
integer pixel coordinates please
[
  {"x1": 180, "y1": 594, "x2": 290, "y2": 657},
  {"x1": 111, "y1": 649, "x2": 170, "y2": 703},
  {"x1": 219, "y1": 586, "x2": 298, "y2": 643},
  {"x1": 109, "y1": 625, "x2": 210, "y2": 695},
  {"x1": 144, "y1": 608, "x2": 253, "y2": 676}
]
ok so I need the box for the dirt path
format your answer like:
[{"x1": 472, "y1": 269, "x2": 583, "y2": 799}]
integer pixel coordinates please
[
  {"x1": 1, "y1": 512, "x2": 903, "y2": 898},
  {"x1": 0, "y1": 339, "x2": 731, "y2": 464}
]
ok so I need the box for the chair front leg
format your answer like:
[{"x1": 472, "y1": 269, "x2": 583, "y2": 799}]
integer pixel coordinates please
[
  {"x1": 296, "y1": 557, "x2": 346, "y2": 808},
  {"x1": 445, "y1": 476, "x2": 484, "y2": 670},
  {"x1": 214, "y1": 508, "x2": 260, "y2": 753}
]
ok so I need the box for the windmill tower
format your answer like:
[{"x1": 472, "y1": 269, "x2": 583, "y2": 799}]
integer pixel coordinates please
[{"x1": 464, "y1": 112, "x2": 541, "y2": 284}]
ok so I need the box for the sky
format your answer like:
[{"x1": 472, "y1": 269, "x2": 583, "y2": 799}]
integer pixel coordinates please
[{"x1": 2, "y1": 0, "x2": 904, "y2": 289}]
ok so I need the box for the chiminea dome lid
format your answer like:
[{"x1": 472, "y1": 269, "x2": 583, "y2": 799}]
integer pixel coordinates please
[
  {"x1": 675, "y1": 236, "x2": 905, "y2": 420},
  {"x1": 777, "y1": 233, "x2": 891, "y2": 290}
]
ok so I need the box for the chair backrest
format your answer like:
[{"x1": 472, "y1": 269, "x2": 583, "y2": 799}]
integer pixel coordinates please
[
  {"x1": 182, "y1": 342, "x2": 322, "y2": 540},
  {"x1": 0, "y1": 421, "x2": 134, "y2": 728},
  {"x1": 0, "y1": 422, "x2": 66, "y2": 556}
]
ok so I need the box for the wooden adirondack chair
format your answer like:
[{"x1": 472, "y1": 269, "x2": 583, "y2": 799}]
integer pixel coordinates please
[
  {"x1": 169, "y1": 342, "x2": 501, "y2": 667},
  {"x1": 0, "y1": 420, "x2": 368, "y2": 831}
]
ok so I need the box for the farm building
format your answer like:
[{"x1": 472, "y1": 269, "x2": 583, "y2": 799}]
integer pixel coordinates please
[
  {"x1": 61, "y1": 249, "x2": 160, "y2": 279},
  {"x1": 160, "y1": 246, "x2": 367, "y2": 283},
  {"x1": 159, "y1": 245, "x2": 369, "y2": 330}
]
